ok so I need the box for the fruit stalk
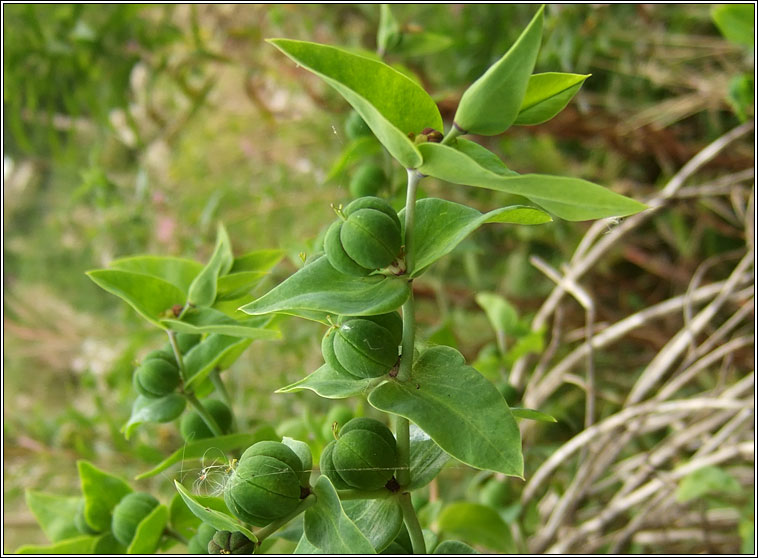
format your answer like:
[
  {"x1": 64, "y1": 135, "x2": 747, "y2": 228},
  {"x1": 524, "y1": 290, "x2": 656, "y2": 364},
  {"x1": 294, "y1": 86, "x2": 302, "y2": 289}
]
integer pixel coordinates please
[{"x1": 184, "y1": 392, "x2": 224, "y2": 438}]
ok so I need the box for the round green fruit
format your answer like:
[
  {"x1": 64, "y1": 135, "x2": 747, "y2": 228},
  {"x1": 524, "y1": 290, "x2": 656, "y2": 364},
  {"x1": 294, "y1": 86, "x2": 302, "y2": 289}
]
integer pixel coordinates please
[
  {"x1": 111, "y1": 492, "x2": 160, "y2": 547},
  {"x1": 318, "y1": 440, "x2": 351, "y2": 490},
  {"x1": 180, "y1": 399, "x2": 233, "y2": 441},
  {"x1": 340, "y1": 208, "x2": 401, "y2": 270},
  {"x1": 349, "y1": 164, "x2": 386, "y2": 198},
  {"x1": 343, "y1": 197, "x2": 401, "y2": 229},
  {"x1": 143, "y1": 347, "x2": 176, "y2": 366},
  {"x1": 74, "y1": 501, "x2": 98, "y2": 535},
  {"x1": 331, "y1": 318, "x2": 399, "y2": 378},
  {"x1": 224, "y1": 443, "x2": 303, "y2": 526},
  {"x1": 345, "y1": 111, "x2": 372, "y2": 140},
  {"x1": 323, "y1": 220, "x2": 372, "y2": 277},
  {"x1": 134, "y1": 358, "x2": 180, "y2": 398},
  {"x1": 208, "y1": 530, "x2": 255, "y2": 555},
  {"x1": 332, "y1": 418, "x2": 397, "y2": 490}
]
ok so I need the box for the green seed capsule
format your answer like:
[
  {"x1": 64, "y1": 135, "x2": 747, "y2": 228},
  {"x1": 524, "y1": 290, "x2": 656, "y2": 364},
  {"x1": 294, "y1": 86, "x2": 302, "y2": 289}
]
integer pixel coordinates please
[
  {"x1": 176, "y1": 332, "x2": 202, "y2": 354},
  {"x1": 349, "y1": 164, "x2": 386, "y2": 198},
  {"x1": 134, "y1": 358, "x2": 180, "y2": 398},
  {"x1": 187, "y1": 523, "x2": 216, "y2": 554},
  {"x1": 331, "y1": 418, "x2": 397, "y2": 490},
  {"x1": 343, "y1": 197, "x2": 401, "y2": 230},
  {"x1": 208, "y1": 530, "x2": 255, "y2": 555},
  {"x1": 323, "y1": 220, "x2": 372, "y2": 277},
  {"x1": 111, "y1": 492, "x2": 159, "y2": 547},
  {"x1": 340, "y1": 209, "x2": 401, "y2": 270},
  {"x1": 333, "y1": 318, "x2": 399, "y2": 378},
  {"x1": 319, "y1": 440, "x2": 352, "y2": 490}
]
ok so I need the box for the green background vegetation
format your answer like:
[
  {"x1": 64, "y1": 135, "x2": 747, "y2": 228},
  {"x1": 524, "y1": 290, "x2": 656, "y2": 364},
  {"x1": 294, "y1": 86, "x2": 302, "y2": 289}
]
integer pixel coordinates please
[{"x1": 3, "y1": 4, "x2": 754, "y2": 554}]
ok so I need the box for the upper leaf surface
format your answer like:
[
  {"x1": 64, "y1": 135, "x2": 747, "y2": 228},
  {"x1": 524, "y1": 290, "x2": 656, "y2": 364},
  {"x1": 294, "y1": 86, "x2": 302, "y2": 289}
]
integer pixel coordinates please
[
  {"x1": 127, "y1": 504, "x2": 169, "y2": 554},
  {"x1": 453, "y1": 6, "x2": 544, "y2": 135},
  {"x1": 239, "y1": 256, "x2": 410, "y2": 319},
  {"x1": 174, "y1": 481, "x2": 257, "y2": 541},
  {"x1": 276, "y1": 363, "x2": 376, "y2": 399},
  {"x1": 514, "y1": 72, "x2": 589, "y2": 126},
  {"x1": 108, "y1": 255, "x2": 203, "y2": 295},
  {"x1": 304, "y1": 476, "x2": 376, "y2": 554},
  {"x1": 268, "y1": 39, "x2": 442, "y2": 168},
  {"x1": 368, "y1": 346, "x2": 523, "y2": 477},
  {"x1": 187, "y1": 223, "x2": 234, "y2": 307},
  {"x1": 401, "y1": 197, "x2": 551, "y2": 276},
  {"x1": 24, "y1": 492, "x2": 82, "y2": 542},
  {"x1": 418, "y1": 142, "x2": 647, "y2": 221},
  {"x1": 78, "y1": 460, "x2": 133, "y2": 532},
  {"x1": 87, "y1": 269, "x2": 185, "y2": 329},
  {"x1": 343, "y1": 498, "x2": 403, "y2": 552}
]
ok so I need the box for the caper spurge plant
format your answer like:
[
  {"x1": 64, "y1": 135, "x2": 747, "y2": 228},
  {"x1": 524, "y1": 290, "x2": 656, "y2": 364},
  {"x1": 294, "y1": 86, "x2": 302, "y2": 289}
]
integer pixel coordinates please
[{"x1": 19, "y1": 5, "x2": 646, "y2": 554}]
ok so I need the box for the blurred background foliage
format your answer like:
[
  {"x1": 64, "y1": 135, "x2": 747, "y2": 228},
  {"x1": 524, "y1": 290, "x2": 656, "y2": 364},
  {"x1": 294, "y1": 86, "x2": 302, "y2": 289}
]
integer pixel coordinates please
[{"x1": 3, "y1": 4, "x2": 754, "y2": 554}]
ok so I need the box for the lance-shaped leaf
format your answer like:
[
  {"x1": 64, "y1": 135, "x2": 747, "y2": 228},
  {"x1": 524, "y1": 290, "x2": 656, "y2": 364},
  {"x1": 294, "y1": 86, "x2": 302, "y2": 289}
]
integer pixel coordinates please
[
  {"x1": 108, "y1": 256, "x2": 203, "y2": 295},
  {"x1": 394, "y1": 31, "x2": 453, "y2": 58},
  {"x1": 418, "y1": 142, "x2": 647, "y2": 221},
  {"x1": 453, "y1": 6, "x2": 544, "y2": 135},
  {"x1": 453, "y1": 139, "x2": 517, "y2": 176},
  {"x1": 187, "y1": 223, "x2": 234, "y2": 307},
  {"x1": 16, "y1": 535, "x2": 99, "y2": 555},
  {"x1": 174, "y1": 482, "x2": 257, "y2": 542},
  {"x1": 304, "y1": 476, "x2": 376, "y2": 554},
  {"x1": 183, "y1": 334, "x2": 254, "y2": 388},
  {"x1": 230, "y1": 249, "x2": 284, "y2": 274},
  {"x1": 268, "y1": 39, "x2": 442, "y2": 168},
  {"x1": 78, "y1": 461, "x2": 133, "y2": 532},
  {"x1": 215, "y1": 272, "x2": 268, "y2": 301},
  {"x1": 434, "y1": 540, "x2": 479, "y2": 554},
  {"x1": 136, "y1": 428, "x2": 277, "y2": 480},
  {"x1": 276, "y1": 364, "x2": 377, "y2": 399},
  {"x1": 368, "y1": 346, "x2": 523, "y2": 477},
  {"x1": 24, "y1": 492, "x2": 82, "y2": 542},
  {"x1": 87, "y1": 269, "x2": 185, "y2": 329},
  {"x1": 377, "y1": 4, "x2": 401, "y2": 56},
  {"x1": 511, "y1": 407, "x2": 557, "y2": 423},
  {"x1": 402, "y1": 197, "x2": 551, "y2": 276},
  {"x1": 240, "y1": 256, "x2": 410, "y2": 319},
  {"x1": 514, "y1": 72, "x2": 590, "y2": 126},
  {"x1": 160, "y1": 307, "x2": 280, "y2": 340},
  {"x1": 343, "y1": 498, "x2": 403, "y2": 552},
  {"x1": 127, "y1": 504, "x2": 169, "y2": 554},
  {"x1": 122, "y1": 394, "x2": 187, "y2": 440}
]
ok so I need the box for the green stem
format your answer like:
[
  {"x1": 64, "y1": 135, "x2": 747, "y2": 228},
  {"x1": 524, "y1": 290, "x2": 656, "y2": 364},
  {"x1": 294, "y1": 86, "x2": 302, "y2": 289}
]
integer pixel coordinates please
[
  {"x1": 254, "y1": 494, "x2": 317, "y2": 542},
  {"x1": 395, "y1": 415, "x2": 411, "y2": 488},
  {"x1": 164, "y1": 527, "x2": 188, "y2": 545},
  {"x1": 184, "y1": 392, "x2": 224, "y2": 437},
  {"x1": 167, "y1": 330, "x2": 187, "y2": 378},
  {"x1": 209, "y1": 368, "x2": 238, "y2": 432},
  {"x1": 399, "y1": 492, "x2": 426, "y2": 554},
  {"x1": 398, "y1": 168, "x2": 421, "y2": 382},
  {"x1": 336, "y1": 488, "x2": 393, "y2": 501},
  {"x1": 440, "y1": 124, "x2": 464, "y2": 146}
]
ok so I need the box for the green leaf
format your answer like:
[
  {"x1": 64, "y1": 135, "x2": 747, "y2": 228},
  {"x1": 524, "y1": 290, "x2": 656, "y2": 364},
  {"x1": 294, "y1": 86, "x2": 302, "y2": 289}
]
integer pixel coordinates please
[
  {"x1": 727, "y1": 73, "x2": 754, "y2": 122},
  {"x1": 408, "y1": 424, "x2": 450, "y2": 491},
  {"x1": 78, "y1": 460, "x2": 133, "y2": 532},
  {"x1": 239, "y1": 256, "x2": 410, "y2": 319},
  {"x1": 418, "y1": 142, "x2": 647, "y2": 221},
  {"x1": 86, "y1": 269, "x2": 186, "y2": 328},
  {"x1": 93, "y1": 532, "x2": 126, "y2": 554},
  {"x1": 437, "y1": 502, "x2": 514, "y2": 553},
  {"x1": 475, "y1": 292, "x2": 518, "y2": 335},
  {"x1": 295, "y1": 534, "x2": 325, "y2": 554},
  {"x1": 434, "y1": 540, "x2": 479, "y2": 554},
  {"x1": 304, "y1": 476, "x2": 376, "y2": 554},
  {"x1": 174, "y1": 481, "x2": 257, "y2": 542},
  {"x1": 183, "y1": 334, "x2": 254, "y2": 388},
  {"x1": 24, "y1": 492, "x2": 82, "y2": 542},
  {"x1": 343, "y1": 498, "x2": 403, "y2": 552},
  {"x1": 127, "y1": 504, "x2": 169, "y2": 554},
  {"x1": 123, "y1": 394, "x2": 186, "y2": 440},
  {"x1": 453, "y1": 139, "x2": 517, "y2": 176},
  {"x1": 276, "y1": 364, "x2": 376, "y2": 399},
  {"x1": 394, "y1": 31, "x2": 453, "y2": 58},
  {"x1": 676, "y1": 466, "x2": 742, "y2": 503},
  {"x1": 188, "y1": 223, "x2": 234, "y2": 307},
  {"x1": 16, "y1": 535, "x2": 98, "y2": 554},
  {"x1": 453, "y1": 6, "x2": 544, "y2": 135},
  {"x1": 368, "y1": 346, "x2": 523, "y2": 477},
  {"x1": 215, "y1": 271, "x2": 269, "y2": 301},
  {"x1": 740, "y1": 518, "x2": 754, "y2": 554},
  {"x1": 510, "y1": 408, "x2": 557, "y2": 423},
  {"x1": 514, "y1": 72, "x2": 589, "y2": 126},
  {"x1": 230, "y1": 249, "x2": 284, "y2": 274},
  {"x1": 268, "y1": 39, "x2": 442, "y2": 168},
  {"x1": 168, "y1": 492, "x2": 201, "y2": 541},
  {"x1": 711, "y1": 4, "x2": 754, "y2": 47},
  {"x1": 108, "y1": 256, "x2": 203, "y2": 295},
  {"x1": 160, "y1": 307, "x2": 280, "y2": 340},
  {"x1": 325, "y1": 136, "x2": 383, "y2": 183},
  {"x1": 136, "y1": 429, "x2": 277, "y2": 480},
  {"x1": 377, "y1": 4, "x2": 401, "y2": 55},
  {"x1": 402, "y1": 198, "x2": 550, "y2": 276}
]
